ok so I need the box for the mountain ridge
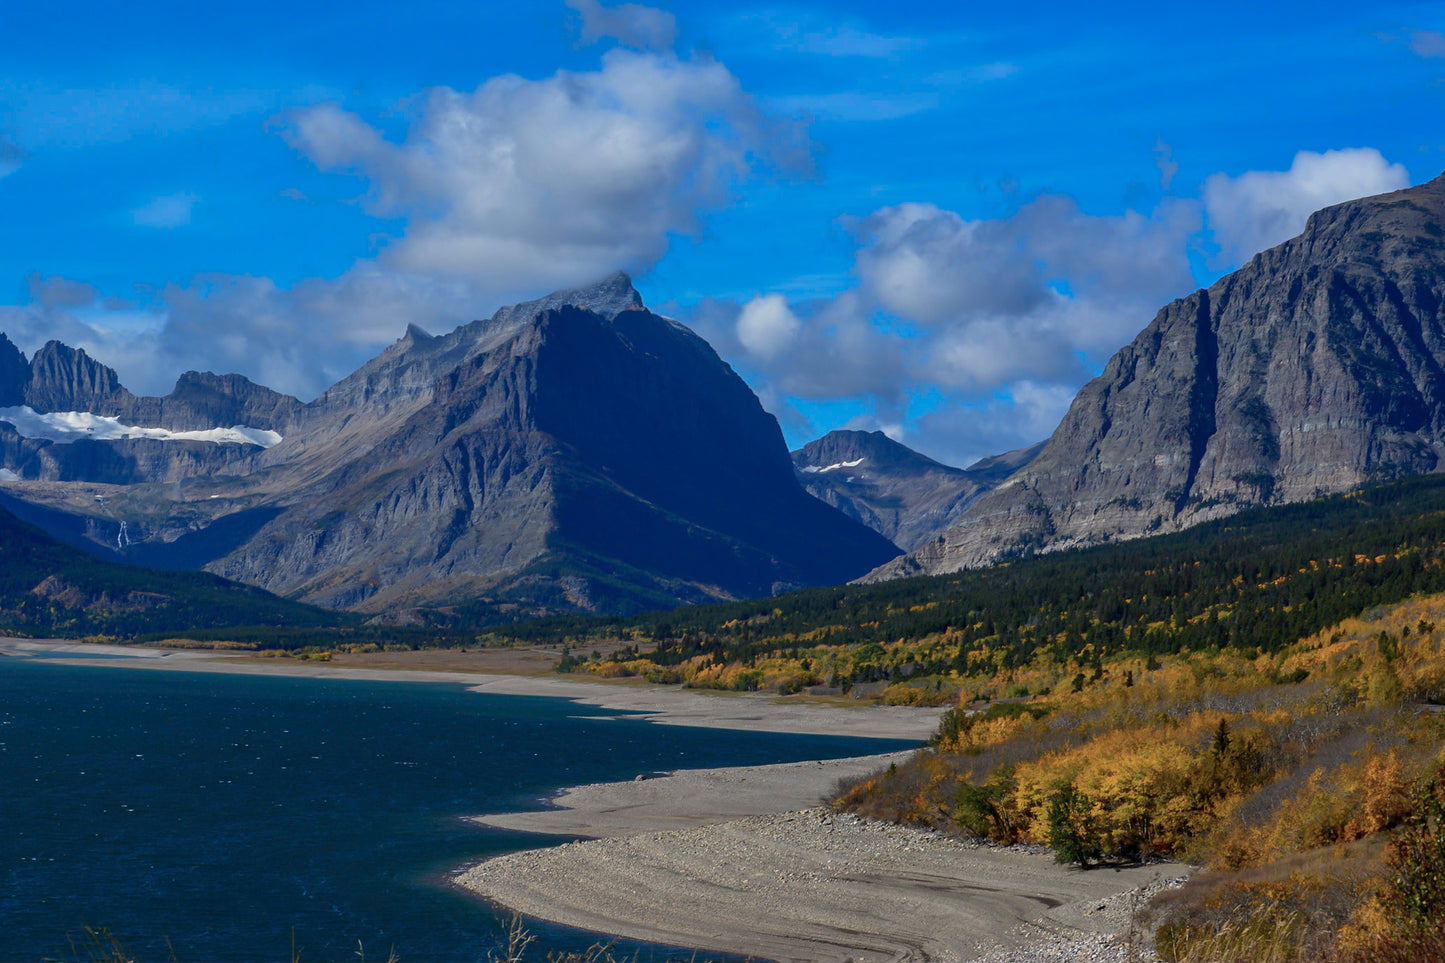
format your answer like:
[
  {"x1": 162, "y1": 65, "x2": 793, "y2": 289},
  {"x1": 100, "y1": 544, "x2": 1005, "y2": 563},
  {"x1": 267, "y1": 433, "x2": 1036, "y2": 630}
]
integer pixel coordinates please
[
  {"x1": 791, "y1": 430, "x2": 1042, "y2": 551},
  {"x1": 867, "y1": 172, "x2": 1445, "y2": 580},
  {"x1": 0, "y1": 274, "x2": 900, "y2": 616}
]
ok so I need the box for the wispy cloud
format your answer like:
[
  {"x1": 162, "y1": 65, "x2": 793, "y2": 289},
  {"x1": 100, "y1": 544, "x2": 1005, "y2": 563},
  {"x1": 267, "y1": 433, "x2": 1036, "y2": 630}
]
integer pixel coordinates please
[
  {"x1": 132, "y1": 192, "x2": 198, "y2": 228},
  {"x1": 1411, "y1": 30, "x2": 1445, "y2": 58},
  {"x1": 0, "y1": 135, "x2": 22, "y2": 178},
  {"x1": 0, "y1": 79, "x2": 332, "y2": 150},
  {"x1": 767, "y1": 90, "x2": 939, "y2": 122},
  {"x1": 565, "y1": 0, "x2": 678, "y2": 50},
  {"x1": 725, "y1": 11, "x2": 934, "y2": 59}
]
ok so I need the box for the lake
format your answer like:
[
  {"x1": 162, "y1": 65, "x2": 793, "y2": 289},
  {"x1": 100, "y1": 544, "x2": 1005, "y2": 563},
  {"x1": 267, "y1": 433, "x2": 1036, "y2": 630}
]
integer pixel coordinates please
[{"x1": 0, "y1": 656, "x2": 913, "y2": 962}]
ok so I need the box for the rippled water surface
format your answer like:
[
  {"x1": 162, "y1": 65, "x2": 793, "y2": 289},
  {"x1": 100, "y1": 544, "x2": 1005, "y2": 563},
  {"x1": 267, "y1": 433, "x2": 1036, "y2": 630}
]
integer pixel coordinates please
[{"x1": 0, "y1": 657, "x2": 913, "y2": 962}]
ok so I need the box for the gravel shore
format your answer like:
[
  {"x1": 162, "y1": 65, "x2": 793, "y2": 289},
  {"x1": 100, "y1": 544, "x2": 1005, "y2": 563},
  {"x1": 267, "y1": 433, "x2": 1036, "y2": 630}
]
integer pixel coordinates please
[{"x1": 461, "y1": 758, "x2": 1186, "y2": 963}]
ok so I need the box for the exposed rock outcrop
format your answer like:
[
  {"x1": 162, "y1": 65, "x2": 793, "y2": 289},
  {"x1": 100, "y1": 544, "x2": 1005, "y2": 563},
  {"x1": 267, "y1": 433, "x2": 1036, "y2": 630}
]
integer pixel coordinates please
[
  {"x1": 209, "y1": 285, "x2": 901, "y2": 612},
  {"x1": 869, "y1": 174, "x2": 1445, "y2": 579},
  {"x1": 0, "y1": 274, "x2": 898, "y2": 615}
]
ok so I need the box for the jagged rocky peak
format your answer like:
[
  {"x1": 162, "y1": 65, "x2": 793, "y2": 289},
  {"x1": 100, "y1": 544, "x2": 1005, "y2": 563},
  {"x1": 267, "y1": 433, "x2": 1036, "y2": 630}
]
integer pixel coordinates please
[
  {"x1": 791, "y1": 430, "x2": 1030, "y2": 553},
  {"x1": 157, "y1": 371, "x2": 302, "y2": 431},
  {"x1": 0, "y1": 333, "x2": 26, "y2": 407},
  {"x1": 211, "y1": 286, "x2": 899, "y2": 613},
  {"x1": 491, "y1": 270, "x2": 644, "y2": 328},
  {"x1": 24, "y1": 340, "x2": 124, "y2": 412},
  {"x1": 304, "y1": 274, "x2": 646, "y2": 420},
  {"x1": 866, "y1": 172, "x2": 1445, "y2": 581}
]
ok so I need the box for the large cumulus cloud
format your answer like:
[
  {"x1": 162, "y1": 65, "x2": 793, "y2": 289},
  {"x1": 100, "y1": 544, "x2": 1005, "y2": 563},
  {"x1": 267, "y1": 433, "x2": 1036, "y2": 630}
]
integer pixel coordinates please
[
  {"x1": 690, "y1": 192, "x2": 1203, "y2": 467},
  {"x1": 281, "y1": 46, "x2": 803, "y2": 298},
  {"x1": 1203, "y1": 148, "x2": 1409, "y2": 267},
  {"x1": 691, "y1": 149, "x2": 1415, "y2": 469},
  {"x1": 2, "y1": 6, "x2": 808, "y2": 400}
]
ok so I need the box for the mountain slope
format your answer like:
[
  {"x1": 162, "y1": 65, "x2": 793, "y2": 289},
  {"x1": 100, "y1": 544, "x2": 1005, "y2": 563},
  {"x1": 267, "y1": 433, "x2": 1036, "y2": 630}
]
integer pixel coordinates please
[
  {"x1": 791, "y1": 430, "x2": 1042, "y2": 551},
  {"x1": 207, "y1": 293, "x2": 901, "y2": 612},
  {"x1": 1, "y1": 274, "x2": 900, "y2": 616},
  {"x1": 869, "y1": 173, "x2": 1445, "y2": 579},
  {"x1": 0, "y1": 501, "x2": 344, "y2": 636}
]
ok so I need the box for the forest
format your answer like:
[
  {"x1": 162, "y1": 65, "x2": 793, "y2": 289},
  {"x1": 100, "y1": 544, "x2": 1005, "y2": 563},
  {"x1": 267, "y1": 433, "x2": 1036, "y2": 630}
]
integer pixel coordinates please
[
  {"x1": 833, "y1": 591, "x2": 1445, "y2": 961},
  {"x1": 515, "y1": 473, "x2": 1445, "y2": 700}
]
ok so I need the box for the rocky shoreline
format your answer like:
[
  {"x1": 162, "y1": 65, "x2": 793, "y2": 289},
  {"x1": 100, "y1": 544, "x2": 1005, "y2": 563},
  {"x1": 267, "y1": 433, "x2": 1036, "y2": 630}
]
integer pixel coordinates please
[{"x1": 460, "y1": 758, "x2": 1186, "y2": 963}]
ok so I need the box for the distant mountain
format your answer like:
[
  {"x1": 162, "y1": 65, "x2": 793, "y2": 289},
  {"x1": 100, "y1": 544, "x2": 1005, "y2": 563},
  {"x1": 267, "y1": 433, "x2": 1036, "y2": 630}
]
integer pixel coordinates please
[
  {"x1": 869, "y1": 173, "x2": 1445, "y2": 580},
  {"x1": 3, "y1": 337, "x2": 300, "y2": 432},
  {"x1": 0, "y1": 500, "x2": 341, "y2": 637},
  {"x1": 0, "y1": 335, "x2": 299, "y2": 485},
  {"x1": 0, "y1": 274, "x2": 900, "y2": 616},
  {"x1": 791, "y1": 430, "x2": 1041, "y2": 551}
]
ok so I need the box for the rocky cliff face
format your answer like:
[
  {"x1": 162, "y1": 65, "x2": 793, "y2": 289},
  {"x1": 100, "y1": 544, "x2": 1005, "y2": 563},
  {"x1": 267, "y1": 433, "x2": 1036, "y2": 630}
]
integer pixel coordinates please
[
  {"x1": 0, "y1": 342, "x2": 299, "y2": 484},
  {"x1": 23, "y1": 341, "x2": 123, "y2": 412},
  {"x1": 792, "y1": 430, "x2": 1041, "y2": 551},
  {"x1": 207, "y1": 287, "x2": 900, "y2": 612},
  {"x1": 0, "y1": 334, "x2": 27, "y2": 407},
  {"x1": 0, "y1": 274, "x2": 899, "y2": 615},
  {"x1": 869, "y1": 174, "x2": 1445, "y2": 580}
]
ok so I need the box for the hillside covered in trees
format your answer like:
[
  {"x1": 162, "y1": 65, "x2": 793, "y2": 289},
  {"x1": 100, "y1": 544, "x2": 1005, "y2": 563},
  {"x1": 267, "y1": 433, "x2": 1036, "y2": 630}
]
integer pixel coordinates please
[
  {"x1": 834, "y1": 589, "x2": 1445, "y2": 961},
  {"x1": 0, "y1": 503, "x2": 350, "y2": 637},
  {"x1": 503, "y1": 473, "x2": 1445, "y2": 703}
]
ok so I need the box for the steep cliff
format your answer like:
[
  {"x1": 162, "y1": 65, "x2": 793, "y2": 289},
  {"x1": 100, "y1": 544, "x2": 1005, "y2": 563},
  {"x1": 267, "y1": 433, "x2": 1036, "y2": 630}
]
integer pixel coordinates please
[{"x1": 870, "y1": 174, "x2": 1445, "y2": 579}]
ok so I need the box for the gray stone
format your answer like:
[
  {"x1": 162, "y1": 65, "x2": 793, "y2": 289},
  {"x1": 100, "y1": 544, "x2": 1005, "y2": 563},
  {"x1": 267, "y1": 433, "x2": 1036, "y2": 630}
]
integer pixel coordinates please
[{"x1": 868, "y1": 173, "x2": 1445, "y2": 580}]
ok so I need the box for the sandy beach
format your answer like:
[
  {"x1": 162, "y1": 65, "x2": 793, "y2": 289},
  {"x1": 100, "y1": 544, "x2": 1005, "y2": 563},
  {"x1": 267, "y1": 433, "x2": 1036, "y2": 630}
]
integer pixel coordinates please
[{"x1": 460, "y1": 757, "x2": 1184, "y2": 963}]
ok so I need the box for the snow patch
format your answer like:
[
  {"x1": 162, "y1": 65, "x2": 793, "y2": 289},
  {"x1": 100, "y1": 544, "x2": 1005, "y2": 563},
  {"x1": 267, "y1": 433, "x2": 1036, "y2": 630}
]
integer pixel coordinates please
[
  {"x1": 0, "y1": 406, "x2": 282, "y2": 448},
  {"x1": 0, "y1": 468, "x2": 18, "y2": 481},
  {"x1": 801, "y1": 457, "x2": 865, "y2": 474}
]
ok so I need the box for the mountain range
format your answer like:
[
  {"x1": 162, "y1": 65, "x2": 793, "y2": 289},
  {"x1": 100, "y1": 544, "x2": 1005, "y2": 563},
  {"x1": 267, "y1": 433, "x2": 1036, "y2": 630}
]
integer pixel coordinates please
[
  {"x1": 0, "y1": 274, "x2": 899, "y2": 617},
  {"x1": 791, "y1": 429, "x2": 1041, "y2": 551},
  {"x1": 6, "y1": 174, "x2": 1445, "y2": 620},
  {"x1": 868, "y1": 172, "x2": 1445, "y2": 580}
]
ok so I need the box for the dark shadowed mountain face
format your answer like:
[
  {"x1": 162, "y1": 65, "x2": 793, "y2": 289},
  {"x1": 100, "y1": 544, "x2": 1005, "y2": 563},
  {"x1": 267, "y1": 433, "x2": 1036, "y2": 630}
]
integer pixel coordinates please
[
  {"x1": 791, "y1": 430, "x2": 1043, "y2": 551},
  {"x1": 868, "y1": 173, "x2": 1445, "y2": 581},
  {"x1": 0, "y1": 274, "x2": 899, "y2": 616}
]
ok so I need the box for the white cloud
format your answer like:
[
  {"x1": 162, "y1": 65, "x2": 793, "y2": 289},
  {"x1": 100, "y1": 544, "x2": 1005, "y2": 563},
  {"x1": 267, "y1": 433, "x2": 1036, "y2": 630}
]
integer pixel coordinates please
[
  {"x1": 1411, "y1": 30, "x2": 1445, "y2": 57},
  {"x1": 132, "y1": 192, "x2": 197, "y2": 228},
  {"x1": 1, "y1": 267, "x2": 482, "y2": 399},
  {"x1": 282, "y1": 47, "x2": 807, "y2": 297},
  {"x1": 1203, "y1": 148, "x2": 1410, "y2": 267},
  {"x1": 904, "y1": 383, "x2": 1076, "y2": 469},
  {"x1": 1153, "y1": 138, "x2": 1178, "y2": 191},
  {"x1": 855, "y1": 193, "x2": 1202, "y2": 358},
  {"x1": 565, "y1": 0, "x2": 678, "y2": 50},
  {"x1": 0, "y1": 25, "x2": 808, "y2": 402},
  {"x1": 685, "y1": 191, "x2": 1203, "y2": 466},
  {"x1": 736, "y1": 293, "x2": 801, "y2": 359}
]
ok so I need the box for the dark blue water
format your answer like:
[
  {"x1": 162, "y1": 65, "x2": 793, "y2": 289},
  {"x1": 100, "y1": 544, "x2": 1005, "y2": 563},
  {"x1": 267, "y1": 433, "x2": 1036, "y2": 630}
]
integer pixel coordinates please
[{"x1": 0, "y1": 658, "x2": 913, "y2": 962}]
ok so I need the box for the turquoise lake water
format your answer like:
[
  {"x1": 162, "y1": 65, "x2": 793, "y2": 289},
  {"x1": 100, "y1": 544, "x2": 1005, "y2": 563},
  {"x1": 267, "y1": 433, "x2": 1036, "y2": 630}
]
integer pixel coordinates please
[{"x1": 0, "y1": 657, "x2": 914, "y2": 962}]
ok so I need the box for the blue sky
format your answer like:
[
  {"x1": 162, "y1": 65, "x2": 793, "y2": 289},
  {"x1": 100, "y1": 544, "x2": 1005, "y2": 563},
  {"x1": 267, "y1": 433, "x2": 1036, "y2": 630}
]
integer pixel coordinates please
[{"x1": 2, "y1": 0, "x2": 1443, "y2": 466}]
